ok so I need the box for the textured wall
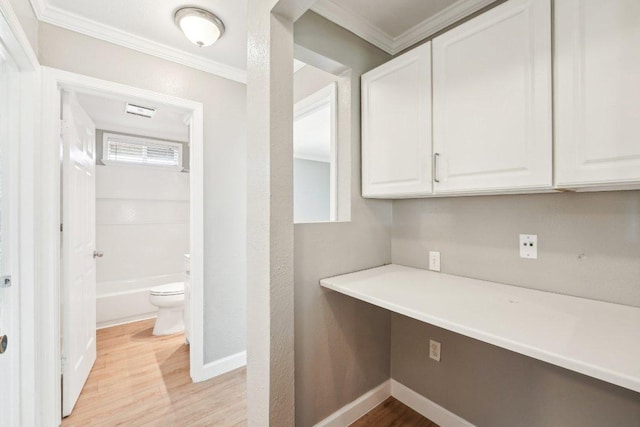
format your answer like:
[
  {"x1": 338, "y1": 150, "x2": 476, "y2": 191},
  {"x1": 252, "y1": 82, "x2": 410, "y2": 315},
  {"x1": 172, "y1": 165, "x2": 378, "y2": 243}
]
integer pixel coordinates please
[
  {"x1": 392, "y1": 191, "x2": 640, "y2": 426},
  {"x1": 293, "y1": 11, "x2": 394, "y2": 427},
  {"x1": 38, "y1": 22, "x2": 247, "y2": 364}
]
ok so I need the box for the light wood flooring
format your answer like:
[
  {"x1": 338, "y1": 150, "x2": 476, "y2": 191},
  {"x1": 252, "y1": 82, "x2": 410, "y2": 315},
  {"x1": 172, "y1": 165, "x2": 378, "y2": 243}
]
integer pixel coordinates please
[
  {"x1": 351, "y1": 398, "x2": 439, "y2": 427},
  {"x1": 62, "y1": 319, "x2": 247, "y2": 427},
  {"x1": 63, "y1": 319, "x2": 436, "y2": 426}
]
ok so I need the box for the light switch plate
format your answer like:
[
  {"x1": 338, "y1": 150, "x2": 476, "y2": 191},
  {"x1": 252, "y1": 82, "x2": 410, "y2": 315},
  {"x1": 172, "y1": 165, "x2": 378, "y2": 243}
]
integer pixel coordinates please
[
  {"x1": 519, "y1": 234, "x2": 538, "y2": 259},
  {"x1": 429, "y1": 251, "x2": 441, "y2": 272}
]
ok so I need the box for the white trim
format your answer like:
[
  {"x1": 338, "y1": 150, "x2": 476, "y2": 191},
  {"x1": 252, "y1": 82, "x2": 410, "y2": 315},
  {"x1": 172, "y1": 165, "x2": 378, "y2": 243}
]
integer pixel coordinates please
[
  {"x1": 0, "y1": 0, "x2": 39, "y2": 68},
  {"x1": 311, "y1": 379, "x2": 475, "y2": 427},
  {"x1": 186, "y1": 105, "x2": 206, "y2": 383},
  {"x1": 0, "y1": 2, "x2": 40, "y2": 426},
  {"x1": 391, "y1": 380, "x2": 475, "y2": 427},
  {"x1": 30, "y1": 0, "x2": 247, "y2": 83},
  {"x1": 310, "y1": 0, "x2": 395, "y2": 53},
  {"x1": 313, "y1": 380, "x2": 391, "y2": 427},
  {"x1": 193, "y1": 351, "x2": 247, "y2": 383},
  {"x1": 38, "y1": 66, "x2": 206, "y2": 423},
  {"x1": 392, "y1": 0, "x2": 495, "y2": 53},
  {"x1": 294, "y1": 82, "x2": 338, "y2": 221},
  {"x1": 311, "y1": 0, "x2": 495, "y2": 55}
]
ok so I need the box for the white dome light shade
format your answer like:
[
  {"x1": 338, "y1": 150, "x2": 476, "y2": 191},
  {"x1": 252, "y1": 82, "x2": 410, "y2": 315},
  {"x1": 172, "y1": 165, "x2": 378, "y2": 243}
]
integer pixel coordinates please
[{"x1": 174, "y1": 7, "x2": 225, "y2": 47}]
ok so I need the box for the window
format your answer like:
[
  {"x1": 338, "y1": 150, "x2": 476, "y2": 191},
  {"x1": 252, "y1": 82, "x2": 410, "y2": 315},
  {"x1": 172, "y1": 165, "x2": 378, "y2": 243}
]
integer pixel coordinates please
[{"x1": 102, "y1": 133, "x2": 183, "y2": 169}]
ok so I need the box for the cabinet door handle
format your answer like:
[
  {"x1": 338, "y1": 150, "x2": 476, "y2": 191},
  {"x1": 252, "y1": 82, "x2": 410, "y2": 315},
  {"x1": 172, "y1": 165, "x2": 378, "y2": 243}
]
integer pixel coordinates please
[{"x1": 434, "y1": 153, "x2": 441, "y2": 183}]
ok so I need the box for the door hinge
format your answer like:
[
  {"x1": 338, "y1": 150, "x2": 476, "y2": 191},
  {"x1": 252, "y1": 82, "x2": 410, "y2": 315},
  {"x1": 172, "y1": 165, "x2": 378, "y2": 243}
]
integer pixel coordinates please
[{"x1": 60, "y1": 223, "x2": 63, "y2": 232}]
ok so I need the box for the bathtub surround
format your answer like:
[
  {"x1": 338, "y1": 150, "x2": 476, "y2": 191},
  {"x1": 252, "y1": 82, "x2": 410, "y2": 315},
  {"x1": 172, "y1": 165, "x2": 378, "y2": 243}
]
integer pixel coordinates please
[{"x1": 95, "y1": 163, "x2": 189, "y2": 328}]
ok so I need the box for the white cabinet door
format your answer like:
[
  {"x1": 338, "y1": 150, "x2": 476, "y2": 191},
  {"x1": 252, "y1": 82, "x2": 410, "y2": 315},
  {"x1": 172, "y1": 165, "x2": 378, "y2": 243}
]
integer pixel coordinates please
[
  {"x1": 555, "y1": 0, "x2": 640, "y2": 188},
  {"x1": 362, "y1": 42, "x2": 432, "y2": 198},
  {"x1": 432, "y1": 0, "x2": 552, "y2": 194}
]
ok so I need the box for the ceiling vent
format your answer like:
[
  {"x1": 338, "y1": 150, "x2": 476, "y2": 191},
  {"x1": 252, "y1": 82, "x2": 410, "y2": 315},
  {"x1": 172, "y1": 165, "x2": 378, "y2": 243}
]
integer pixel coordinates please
[{"x1": 125, "y1": 103, "x2": 156, "y2": 118}]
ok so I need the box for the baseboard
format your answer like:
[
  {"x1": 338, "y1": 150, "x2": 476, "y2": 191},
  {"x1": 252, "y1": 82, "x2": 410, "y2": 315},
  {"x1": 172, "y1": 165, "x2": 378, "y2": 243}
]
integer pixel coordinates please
[
  {"x1": 96, "y1": 313, "x2": 156, "y2": 329},
  {"x1": 192, "y1": 351, "x2": 247, "y2": 383},
  {"x1": 391, "y1": 380, "x2": 475, "y2": 427},
  {"x1": 313, "y1": 380, "x2": 391, "y2": 427}
]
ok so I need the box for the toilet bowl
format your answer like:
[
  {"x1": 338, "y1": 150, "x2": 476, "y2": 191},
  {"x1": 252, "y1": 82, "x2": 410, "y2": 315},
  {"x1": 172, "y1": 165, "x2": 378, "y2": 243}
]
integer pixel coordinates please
[{"x1": 149, "y1": 282, "x2": 185, "y2": 336}]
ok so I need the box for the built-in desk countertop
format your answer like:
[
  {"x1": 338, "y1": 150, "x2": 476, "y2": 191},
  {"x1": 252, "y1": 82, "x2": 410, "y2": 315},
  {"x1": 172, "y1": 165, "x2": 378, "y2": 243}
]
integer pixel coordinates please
[{"x1": 320, "y1": 264, "x2": 640, "y2": 393}]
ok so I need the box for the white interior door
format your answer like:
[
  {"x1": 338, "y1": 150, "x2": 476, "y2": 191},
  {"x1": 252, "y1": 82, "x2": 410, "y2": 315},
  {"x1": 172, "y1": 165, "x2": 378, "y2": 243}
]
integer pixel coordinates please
[
  {"x1": 61, "y1": 91, "x2": 97, "y2": 417},
  {"x1": 0, "y1": 44, "x2": 20, "y2": 427}
]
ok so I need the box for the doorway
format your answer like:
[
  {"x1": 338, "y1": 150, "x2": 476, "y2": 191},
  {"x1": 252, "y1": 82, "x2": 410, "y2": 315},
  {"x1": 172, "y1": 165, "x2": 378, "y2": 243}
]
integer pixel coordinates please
[{"x1": 39, "y1": 67, "x2": 206, "y2": 424}]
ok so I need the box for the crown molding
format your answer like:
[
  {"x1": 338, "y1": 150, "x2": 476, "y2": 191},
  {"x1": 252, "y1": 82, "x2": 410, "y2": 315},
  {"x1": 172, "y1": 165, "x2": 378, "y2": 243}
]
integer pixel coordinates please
[
  {"x1": 393, "y1": 0, "x2": 496, "y2": 52},
  {"x1": 311, "y1": 0, "x2": 496, "y2": 55},
  {"x1": 310, "y1": 0, "x2": 395, "y2": 53},
  {"x1": 30, "y1": 0, "x2": 247, "y2": 83}
]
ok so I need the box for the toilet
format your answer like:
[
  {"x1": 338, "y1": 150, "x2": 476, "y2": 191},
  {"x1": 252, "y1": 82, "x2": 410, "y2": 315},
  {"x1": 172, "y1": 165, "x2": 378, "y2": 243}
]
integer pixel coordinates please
[{"x1": 149, "y1": 282, "x2": 185, "y2": 336}]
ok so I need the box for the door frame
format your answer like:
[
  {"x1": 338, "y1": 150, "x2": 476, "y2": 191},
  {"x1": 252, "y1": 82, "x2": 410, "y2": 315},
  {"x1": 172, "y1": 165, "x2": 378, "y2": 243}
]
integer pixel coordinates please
[
  {"x1": 0, "y1": 1, "x2": 39, "y2": 426},
  {"x1": 39, "y1": 66, "x2": 206, "y2": 425}
]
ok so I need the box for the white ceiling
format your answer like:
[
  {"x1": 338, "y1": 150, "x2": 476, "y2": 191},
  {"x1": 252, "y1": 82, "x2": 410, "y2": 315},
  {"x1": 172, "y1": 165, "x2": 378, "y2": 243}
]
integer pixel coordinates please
[
  {"x1": 31, "y1": 0, "x2": 247, "y2": 82},
  {"x1": 30, "y1": 0, "x2": 495, "y2": 82},
  {"x1": 76, "y1": 92, "x2": 189, "y2": 142}
]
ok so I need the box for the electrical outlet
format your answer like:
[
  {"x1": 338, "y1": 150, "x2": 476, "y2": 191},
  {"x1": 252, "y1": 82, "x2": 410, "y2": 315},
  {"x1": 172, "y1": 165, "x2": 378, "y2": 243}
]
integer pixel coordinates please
[
  {"x1": 429, "y1": 340, "x2": 441, "y2": 362},
  {"x1": 519, "y1": 234, "x2": 538, "y2": 259},
  {"x1": 429, "y1": 251, "x2": 441, "y2": 272}
]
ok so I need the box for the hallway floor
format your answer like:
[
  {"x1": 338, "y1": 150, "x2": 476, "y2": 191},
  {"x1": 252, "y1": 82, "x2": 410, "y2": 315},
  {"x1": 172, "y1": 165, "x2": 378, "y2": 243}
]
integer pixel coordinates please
[
  {"x1": 351, "y1": 398, "x2": 438, "y2": 427},
  {"x1": 62, "y1": 319, "x2": 247, "y2": 426}
]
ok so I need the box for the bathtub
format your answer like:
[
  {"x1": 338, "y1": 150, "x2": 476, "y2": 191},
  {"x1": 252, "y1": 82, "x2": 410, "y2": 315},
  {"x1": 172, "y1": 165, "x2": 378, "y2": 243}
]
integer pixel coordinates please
[{"x1": 96, "y1": 273, "x2": 185, "y2": 329}]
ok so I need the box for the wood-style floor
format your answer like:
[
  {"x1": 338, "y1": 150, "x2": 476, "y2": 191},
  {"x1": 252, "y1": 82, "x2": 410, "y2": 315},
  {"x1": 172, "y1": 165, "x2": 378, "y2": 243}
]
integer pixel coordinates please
[
  {"x1": 63, "y1": 319, "x2": 436, "y2": 426},
  {"x1": 62, "y1": 319, "x2": 247, "y2": 427},
  {"x1": 351, "y1": 398, "x2": 439, "y2": 427}
]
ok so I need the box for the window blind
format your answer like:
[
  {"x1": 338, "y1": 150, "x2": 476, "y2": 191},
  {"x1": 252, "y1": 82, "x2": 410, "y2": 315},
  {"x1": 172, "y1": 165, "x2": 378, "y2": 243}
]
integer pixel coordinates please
[{"x1": 104, "y1": 136, "x2": 181, "y2": 168}]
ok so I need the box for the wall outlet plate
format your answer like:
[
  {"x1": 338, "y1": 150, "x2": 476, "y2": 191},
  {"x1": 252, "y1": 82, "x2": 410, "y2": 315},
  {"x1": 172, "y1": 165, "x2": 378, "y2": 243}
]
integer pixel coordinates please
[
  {"x1": 519, "y1": 234, "x2": 538, "y2": 259},
  {"x1": 429, "y1": 251, "x2": 441, "y2": 272},
  {"x1": 429, "y1": 340, "x2": 441, "y2": 362}
]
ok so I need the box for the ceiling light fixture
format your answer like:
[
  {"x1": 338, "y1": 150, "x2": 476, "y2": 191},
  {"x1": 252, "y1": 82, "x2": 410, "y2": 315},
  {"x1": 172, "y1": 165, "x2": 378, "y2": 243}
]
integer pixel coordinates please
[{"x1": 174, "y1": 7, "x2": 225, "y2": 47}]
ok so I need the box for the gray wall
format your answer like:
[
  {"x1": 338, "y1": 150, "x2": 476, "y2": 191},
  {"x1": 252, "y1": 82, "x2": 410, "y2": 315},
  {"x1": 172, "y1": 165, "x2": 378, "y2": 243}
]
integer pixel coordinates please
[
  {"x1": 392, "y1": 191, "x2": 640, "y2": 426},
  {"x1": 293, "y1": 11, "x2": 393, "y2": 426},
  {"x1": 294, "y1": 64, "x2": 339, "y2": 102},
  {"x1": 294, "y1": 158, "x2": 330, "y2": 223},
  {"x1": 38, "y1": 22, "x2": 247, "y2": 364}
]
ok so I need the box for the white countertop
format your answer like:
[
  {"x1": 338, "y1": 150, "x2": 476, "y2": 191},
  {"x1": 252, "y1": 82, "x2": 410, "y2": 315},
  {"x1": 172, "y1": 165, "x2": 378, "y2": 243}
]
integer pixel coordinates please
[{"x1": 320, "y1": 264, "x2": 640, "y2": 393}]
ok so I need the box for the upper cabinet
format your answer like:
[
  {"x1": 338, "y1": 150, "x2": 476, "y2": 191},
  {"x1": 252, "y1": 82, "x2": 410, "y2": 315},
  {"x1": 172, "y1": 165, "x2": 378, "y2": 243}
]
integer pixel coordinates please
[
  {"x1": 554, "y1": 0, "x2": 640, "y2": 189},
  {"x1": 362, "y1": 43, "x2": 432, "y2": 198},
  {"x1": 432, "y1": 0, "x2": 552, "y2": 194},
  {"x1": 361, "y1": 0, "x2": 639, "y2": 199}
]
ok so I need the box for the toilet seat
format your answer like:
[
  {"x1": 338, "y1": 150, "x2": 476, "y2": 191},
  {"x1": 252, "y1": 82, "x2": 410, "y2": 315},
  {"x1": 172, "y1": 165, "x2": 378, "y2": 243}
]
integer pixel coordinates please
[{"x1": 150, "y1": 282, "x2": 184, "y2": 296}]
